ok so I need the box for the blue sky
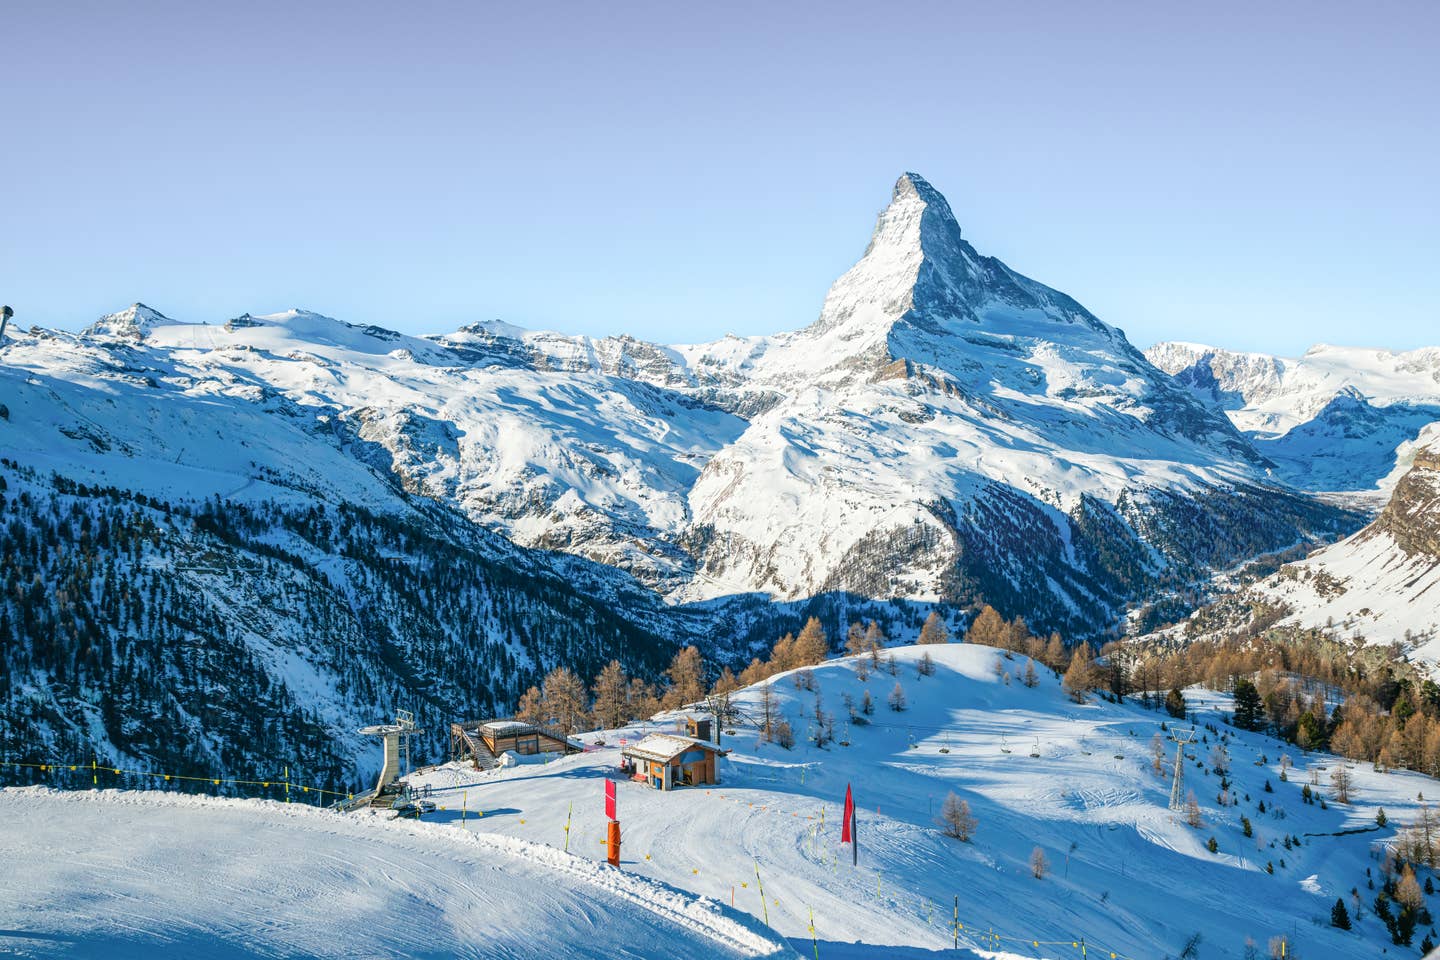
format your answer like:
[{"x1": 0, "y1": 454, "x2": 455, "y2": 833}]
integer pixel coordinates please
[{"x1": 2, "y1": 1, "x2": 1436, "y2": 354}]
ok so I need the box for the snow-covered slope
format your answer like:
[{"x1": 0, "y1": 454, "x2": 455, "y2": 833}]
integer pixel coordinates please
[
  {"x1": 5, "y1": 643, "x2": 1416, "y2": 958},
  {"x1": 1235, "y1": 435, "x2": 1440, "y2": 661},
  {"x1": 1, "y1": 173, "x2": 1358, "y2": 643},
  {"x1": 1147, "y1": 341, "x2": 1440, "y2": 494},
  {"x1": 410, "y1": 643, "x2": 1435, "y2": 959},
  {"x1": 0, "y1": 788, "x2": 791, "y2": 959}
]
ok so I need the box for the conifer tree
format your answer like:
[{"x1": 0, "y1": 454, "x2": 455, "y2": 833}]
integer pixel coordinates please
[
  {"x1": 1330, "y1": 898, "x2": 1350, "y2": 929},
  {"x1": 770, "y1": 633, "x2": 797, "y2": 673},
  {"x1": 887, "y1": 681, "x2": 907, "y2": 712},
  {"x1": 626, "y1": 677, "x2": 660, "y2": 721},
  {"x1": 1022, "y1": 659, "x2": 1039, "y2": 688},
  {"x1": 1062, "y1": 645, "x2": 1097, "y2": 703},
  {"x1": 711, "y1": 665, "x2": 740, "y2": 697},
  {"x1": 515, "y1": 685, "x2": 543, "y2": 723},
  {"x1": 966, "y1": 605, "x2": 1004, "y2": 646},
  {"x1": 738, "y1": 657, "x2": 769, "y2": 687},
  {"x1": 793, "y1": 617, "x2": 829, "y2": 665},
  {"x1": 591, "y1": 660, "x2": 629, "y2": 730},
  {"x1": 540, "y1": 666, "x2": 590, "y2": 733},
  {"x1": 1232, "y1": 677, "x2": 1263, "y2": 730},
  {"x1": 1030, "y1": 846, "x2": 1049, "y2": 879},
  {"x1": 1330, "y1": 764, "x2": 1352, "y2": 804},
  {"x1": 939, "y1": 792, "x2": 977, "y2": 841},
  {"x1": 1185, "y1": 790, "x2": 1202, "y2": 828},
  {"x1": 845, "y1": 621, "x2": 866, "y2": 657},
  {"x1": 663, "y1": 645, "x2": 706, "y2": 709},
  {"x1": 1398, "y1": 865, "x2": 1424, "y2": 912},
  {"x1": 863, "y1": 620, "x2": 886, "y2": 656},
  {"x1": 918, "y1": 610, "x2": 950, "y2": 645},
  {"x1": 1043, "y1": 633, "x2": 1066, "y2": 671},
  {"x1": 1165, "y1": 687, "x2": 1188, "y2": 719}
]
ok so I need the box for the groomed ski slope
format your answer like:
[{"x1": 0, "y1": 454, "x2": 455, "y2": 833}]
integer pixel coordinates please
[
  {"x1": 3, "y1": 642, "x2": 1427, "y2": 959},
  {"x1": 404, "y1": 643, "x2": 1420, "y2": 959},
  {"x1": 0, "y1": 788, "x2": 791, "y2": 960}
]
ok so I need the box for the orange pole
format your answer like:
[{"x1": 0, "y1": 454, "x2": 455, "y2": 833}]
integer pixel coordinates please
[{"x1": 607, "y1": 819, "x2": 621, "y2": 867}]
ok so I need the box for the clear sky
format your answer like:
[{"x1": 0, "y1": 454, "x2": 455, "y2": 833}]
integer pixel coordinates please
[{"x1": 2, "y1": 1, "x2": 1436, "y2": 355}]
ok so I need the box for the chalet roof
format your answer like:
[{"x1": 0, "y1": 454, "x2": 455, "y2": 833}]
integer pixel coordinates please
[{"x1": 621, "y1": 733, "x2": 723, "y2": 764}]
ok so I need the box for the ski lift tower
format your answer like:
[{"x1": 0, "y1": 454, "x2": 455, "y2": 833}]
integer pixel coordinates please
[
  {"x1": 359, "y1": 720, "x2": 405, "y2": 796},
  {"x1": 1169, "y1": 726, "x2": 1196, "y2": 810},
  {"x1": 0, "y1": 306, "x2": 12, "y2": 348},
  {"x1": 358, "y1": 709, "x2": 423, "y2": 796},
  {"x1": 396, "y1": 709, "x2": 420, "y2": 775}
]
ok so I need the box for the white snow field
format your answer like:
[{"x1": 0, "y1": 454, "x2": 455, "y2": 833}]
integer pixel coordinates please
[
  {"x1": 3, "y1": 644, "x2": 1423, "y2": 958},
  {"x1": 0, "y1": 788, "x2": 791, "y2": 960}
]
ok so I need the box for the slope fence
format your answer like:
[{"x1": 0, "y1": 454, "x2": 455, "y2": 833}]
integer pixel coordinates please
[{"x1": 0, "y1": 758, "x2": 355, "y2": 805}]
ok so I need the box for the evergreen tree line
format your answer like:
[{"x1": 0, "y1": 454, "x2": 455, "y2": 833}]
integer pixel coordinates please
[
  {"x1": 0, "y1": 463, "x2": 676, "y2": 795},
  {"x1": 1111, "y1": 630, "x2": 1439, "y2": 779}
]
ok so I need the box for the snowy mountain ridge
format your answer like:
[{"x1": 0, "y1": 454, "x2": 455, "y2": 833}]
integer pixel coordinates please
[
  {"x1": 3, "y1": 174, "x2": 1358, "y2": 642},
  {"x1": 1142, "y1": 430, "x2": 1440, "y2": 667},
  {"x1": 1146, "y1": 339, "x2": 1440, "y2": 495}
]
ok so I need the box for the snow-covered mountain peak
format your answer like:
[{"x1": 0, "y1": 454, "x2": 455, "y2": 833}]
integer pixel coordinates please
[
  {"x1": 772, "y1": 172, "x2": 1130, "y2": 385},
  {"x1": 82, "y1": 302, "x2": 181, "y2": 340}
]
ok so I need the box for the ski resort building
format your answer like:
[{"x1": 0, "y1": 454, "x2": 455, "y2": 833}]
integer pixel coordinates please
[
  {"x1": 620, "y1": 734, "x2": 726, "y2": 790},
  {"x1": 450, "y1": 719, "x2": 579, "y2": 770}
]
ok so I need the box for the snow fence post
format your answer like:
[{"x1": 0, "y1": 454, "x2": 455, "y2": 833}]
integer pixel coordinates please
[
  {"x1": 952, "y1": 895, "x2": 958, "y2": 950},
  {"x1": 753, "y1": 861, "x2": 769, "y2": 926},
  {"x1": 564, "y1": 802, "x2": 573, "y2": 853},
  {"x1": 808, "y1": 905, "x2": 819, "y2": 960}
]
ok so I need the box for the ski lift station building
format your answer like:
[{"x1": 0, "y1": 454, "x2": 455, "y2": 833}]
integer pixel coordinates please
[{"x1": 450, "y1": 719, "x2": 578, "y2": 770}]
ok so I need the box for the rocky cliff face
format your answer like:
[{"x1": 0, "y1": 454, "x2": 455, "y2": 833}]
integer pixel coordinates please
[{"x1": 1377, "y1": 445, "x2": 1440, "y2": 558}]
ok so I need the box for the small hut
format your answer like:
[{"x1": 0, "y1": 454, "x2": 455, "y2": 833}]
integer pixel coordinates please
[{"x1": 621, "y1": 734, "x2": 726, "y2": 790}]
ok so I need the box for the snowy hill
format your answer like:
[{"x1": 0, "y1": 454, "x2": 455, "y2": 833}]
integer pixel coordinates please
[
  {"x1": 0, "y1": 788, "x2": 791, "y2": 959},
  {"x1": 1147, "y1": 340, "x2": 1440, "y2": 495},
  {"x1": 3, "y1": 642, "x2": 1421, "y2": 958}
]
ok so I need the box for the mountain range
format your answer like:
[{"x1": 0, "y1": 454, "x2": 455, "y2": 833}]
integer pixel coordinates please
[{"x1": 4, "y1": 172, "x2": 1434, "y2": 781}]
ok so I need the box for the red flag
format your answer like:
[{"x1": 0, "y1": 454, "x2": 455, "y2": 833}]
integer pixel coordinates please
[
  {"x1": 841, "y1": 784, "x2": 854, "y2": 843},
  {"x1": 605, "y1": 778, "x2": 617, "y2": 822}
]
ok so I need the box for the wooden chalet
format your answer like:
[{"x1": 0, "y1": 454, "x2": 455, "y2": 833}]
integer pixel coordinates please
[
  {"x1": 620, "y1": 733, "x2": 726, "y2": 790},
  {"x1": 450, "y1": 718, "x2": 579, "y2": 770}
]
